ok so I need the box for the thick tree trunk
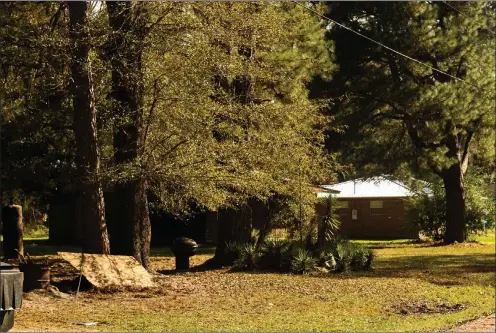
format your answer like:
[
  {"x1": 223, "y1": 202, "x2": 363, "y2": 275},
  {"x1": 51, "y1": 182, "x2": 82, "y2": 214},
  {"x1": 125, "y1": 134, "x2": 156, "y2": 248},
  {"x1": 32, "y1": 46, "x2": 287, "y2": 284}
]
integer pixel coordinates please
[
  {"x1": 106, "y1": 1, "x2": 151, "y2": 270},
  {"x1": 1, "y1": 205, "x2": 23, "y2": 259},
  {"x1": 442, "y1": 164, "x2": 467, "y2": 244},
  {"x1": 68, "y1": 1, "x2": 110, "y2": 255},
  {"x1": 213, "y1": 207, "x2": 253, "y2": 260}
]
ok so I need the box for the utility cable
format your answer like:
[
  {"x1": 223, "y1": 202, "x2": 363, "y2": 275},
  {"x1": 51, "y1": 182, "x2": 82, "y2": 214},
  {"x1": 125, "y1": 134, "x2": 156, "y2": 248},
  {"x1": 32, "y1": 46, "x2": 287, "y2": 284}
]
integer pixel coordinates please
[{"x1": 293, "y1": 1, "x2": 483, "y2": 89}]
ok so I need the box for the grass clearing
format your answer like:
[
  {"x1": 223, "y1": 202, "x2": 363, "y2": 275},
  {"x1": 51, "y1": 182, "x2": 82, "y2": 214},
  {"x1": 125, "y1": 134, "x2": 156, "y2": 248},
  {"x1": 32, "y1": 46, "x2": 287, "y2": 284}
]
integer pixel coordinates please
[{"x1": 11, "y1": 233, "x2": 496, "y2": 332}]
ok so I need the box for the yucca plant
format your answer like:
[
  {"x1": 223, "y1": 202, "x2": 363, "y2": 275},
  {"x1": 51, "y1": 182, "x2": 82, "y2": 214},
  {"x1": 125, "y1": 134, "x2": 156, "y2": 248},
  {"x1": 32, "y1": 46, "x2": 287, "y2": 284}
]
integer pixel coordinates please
[
  {"x1": 291, "y1": 249, "x2": 317, "y2": 274},
  {"x1": 333, "y1": 242, "x2": 353, "y2": 272},
  {"x1": 233, "y1": 243, "x2": 259, "y2": 270},
  {"x1": 350, "y1": 246, "x2": 368, "y2": 270},
  {"x1": 258, "y1": 238, "x2": 291, "y2": 271}
]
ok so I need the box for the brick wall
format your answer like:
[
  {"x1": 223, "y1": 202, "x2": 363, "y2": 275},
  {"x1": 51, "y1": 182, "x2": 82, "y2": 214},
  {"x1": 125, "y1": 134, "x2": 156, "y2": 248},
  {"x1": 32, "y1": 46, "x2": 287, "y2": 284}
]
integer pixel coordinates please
[{"x1": 321, "y1": 197, "x2": 418, "y2": 239}]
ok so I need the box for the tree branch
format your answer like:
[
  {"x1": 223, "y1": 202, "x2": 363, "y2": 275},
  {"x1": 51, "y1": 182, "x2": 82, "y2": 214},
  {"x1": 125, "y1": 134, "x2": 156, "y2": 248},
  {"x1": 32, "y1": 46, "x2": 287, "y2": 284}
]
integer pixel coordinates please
[{"x1": 142, "y1": 79, "x2": 159, "y2": 147}]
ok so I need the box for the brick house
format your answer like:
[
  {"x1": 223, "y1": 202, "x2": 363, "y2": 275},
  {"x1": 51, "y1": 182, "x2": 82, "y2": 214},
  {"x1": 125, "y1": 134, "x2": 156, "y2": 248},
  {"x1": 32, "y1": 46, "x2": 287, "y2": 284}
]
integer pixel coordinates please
[{"x1": 318, "y1": 176, "x2": 422, "y2": 239}]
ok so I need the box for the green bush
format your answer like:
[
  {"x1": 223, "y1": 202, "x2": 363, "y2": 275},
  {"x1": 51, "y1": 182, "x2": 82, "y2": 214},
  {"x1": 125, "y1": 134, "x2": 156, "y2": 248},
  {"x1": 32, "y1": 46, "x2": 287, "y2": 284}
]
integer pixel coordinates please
[
  {"x1": 223, "y1": 236, "x2": 375, "y2": 274},
  {"x1": 333, "y1": 242, "x2": 352, "y2": 272},
  {"x1": 332, "y1": 240, "x2": 375, "y2": 272},
  {"x1": 364, "y1": 249, "x2": 375, "y2": 270},
  {"x1": 233, "y1": 243, "x2": 259, "y2": 270},
  {"x1": 223, "y1": 241, "x2": 244, "y2": 265},
  {"x1": 23, "y1": 224, "x2": 49, "y2": 239},
  {"x1": 257, "y1": 238, "x2": 292, "y2": 271},
  {"x1": 407, "y1": 171, "x2": 495, "y2": 240},
  {"x1": 290, "y1": 249, "x2": 317, "y2": 274}
]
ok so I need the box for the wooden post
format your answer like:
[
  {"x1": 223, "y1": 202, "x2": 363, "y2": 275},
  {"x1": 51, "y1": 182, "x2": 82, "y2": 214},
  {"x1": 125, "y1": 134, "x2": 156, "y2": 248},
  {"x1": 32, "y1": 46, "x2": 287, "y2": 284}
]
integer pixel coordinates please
[{"x1": 1, "y1": 205, "x2": 24, "y2": 259}]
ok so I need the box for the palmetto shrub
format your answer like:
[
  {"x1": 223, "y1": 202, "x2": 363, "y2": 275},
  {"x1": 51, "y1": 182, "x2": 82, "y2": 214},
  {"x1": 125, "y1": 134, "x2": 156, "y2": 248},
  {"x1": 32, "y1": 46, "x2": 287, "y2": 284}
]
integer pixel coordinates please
[
  {"x1": 233, "y1": 243, "x2": 259, "y2": 270},
  {"x1": 258, "y1": 238, "x2": 292, "y2": 271},
  {"x1": 291, "y1": 249, "x2": 317, "y2": 274},
  {"x1": 332, "y1": 240, "x2": 375, "y2": 272}
]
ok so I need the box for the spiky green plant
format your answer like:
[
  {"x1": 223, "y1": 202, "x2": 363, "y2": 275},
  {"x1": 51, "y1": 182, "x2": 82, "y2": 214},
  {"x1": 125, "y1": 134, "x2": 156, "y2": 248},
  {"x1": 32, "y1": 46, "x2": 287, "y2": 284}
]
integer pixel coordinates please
[
  {"x1": 233, "y1": 243, "x2": 259, "y2": 270},
  {"x1": 291, "y1": 249, "x2": 317, "y2": 274}
]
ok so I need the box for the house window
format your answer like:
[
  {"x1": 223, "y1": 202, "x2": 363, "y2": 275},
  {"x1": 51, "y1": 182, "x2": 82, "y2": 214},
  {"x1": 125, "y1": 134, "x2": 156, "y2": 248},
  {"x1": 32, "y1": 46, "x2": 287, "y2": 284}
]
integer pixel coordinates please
[
  {"x1": 335, "y1": 200, "x2": 349, "y2": 215},
  {"x1": 370, "y1": 200, "x2": 384, "y2": 215}
]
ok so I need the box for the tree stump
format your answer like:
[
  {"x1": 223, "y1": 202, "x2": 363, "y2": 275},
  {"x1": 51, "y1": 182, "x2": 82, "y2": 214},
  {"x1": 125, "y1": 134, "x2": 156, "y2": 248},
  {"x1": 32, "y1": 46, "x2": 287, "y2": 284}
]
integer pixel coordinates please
[{"x1": 1, "y1": 205, "x2": 24, "y2": 259}]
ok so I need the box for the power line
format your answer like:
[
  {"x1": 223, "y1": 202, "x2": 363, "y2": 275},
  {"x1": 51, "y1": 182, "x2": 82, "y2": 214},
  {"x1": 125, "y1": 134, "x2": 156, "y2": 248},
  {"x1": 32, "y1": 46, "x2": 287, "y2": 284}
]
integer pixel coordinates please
[{"x1": 293, "y1": 1, "x2": 480, "y2": 89}]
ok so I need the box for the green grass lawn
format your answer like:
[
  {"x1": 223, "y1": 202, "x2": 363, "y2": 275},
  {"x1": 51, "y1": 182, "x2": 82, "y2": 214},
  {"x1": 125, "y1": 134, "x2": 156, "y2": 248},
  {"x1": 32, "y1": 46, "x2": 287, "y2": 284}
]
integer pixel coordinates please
[{"x1": 11, "y1": 233, "x2": 495, "y2": 332}]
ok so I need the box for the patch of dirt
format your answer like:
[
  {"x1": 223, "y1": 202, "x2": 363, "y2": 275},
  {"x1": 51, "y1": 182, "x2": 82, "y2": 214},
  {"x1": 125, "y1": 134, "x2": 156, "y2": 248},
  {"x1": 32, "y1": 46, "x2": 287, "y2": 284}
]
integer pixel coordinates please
[{"x1": 391, "y1": 300, "x2": 466, "y2": 315}]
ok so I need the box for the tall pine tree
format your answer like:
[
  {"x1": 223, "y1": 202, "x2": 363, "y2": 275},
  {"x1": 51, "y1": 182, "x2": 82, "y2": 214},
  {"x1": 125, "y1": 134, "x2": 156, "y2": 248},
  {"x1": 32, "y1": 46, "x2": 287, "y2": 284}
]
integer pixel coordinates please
[{"x1": 315, "y1": 2, "x2": 495, "y2": 243}]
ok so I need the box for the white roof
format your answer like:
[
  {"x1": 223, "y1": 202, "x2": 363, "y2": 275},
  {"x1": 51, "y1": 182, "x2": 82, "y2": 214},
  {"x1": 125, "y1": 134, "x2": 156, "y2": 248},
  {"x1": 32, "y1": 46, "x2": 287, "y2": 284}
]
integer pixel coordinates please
[{"x1": 319, "y1": 176, "x2": 421, "y2": 198}]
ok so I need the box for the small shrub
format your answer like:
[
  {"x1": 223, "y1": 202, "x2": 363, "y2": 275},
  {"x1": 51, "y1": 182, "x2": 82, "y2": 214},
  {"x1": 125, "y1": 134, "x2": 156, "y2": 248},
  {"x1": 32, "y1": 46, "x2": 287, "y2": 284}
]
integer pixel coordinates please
[
  {"x1": 291, "y1": 249, "x2": 317, "y2": 274},
  {"x1": 233, "y1": 243, "x2": 259, "y2": 270},
  {"x1": 251, "y1": 229, "x2": 260, "y2": 245},
  {"x1": 364, "y1": 249, "x2": 375, "y2": 270},
  {"x1": 258, "y1": 238, "x2": 291, "y2": 271},
  {"x1": 332, "y1": 241, "x2": 374, "y2": 272},
  {"x1": 407, "y1": 170, "x2": 495, "y2": 240},
  {"x1": 333, "y1": 242, "x2": 352, "y2": 272},
  {"x1": 223, "y1": 241, "x2": 244, "y2": 265},
  {"x1": 282, "y1": 241, "x2": 304, "y2": 272},
  {"x1": 350, "y1": 246, "x2": 368, "y2": 270}
]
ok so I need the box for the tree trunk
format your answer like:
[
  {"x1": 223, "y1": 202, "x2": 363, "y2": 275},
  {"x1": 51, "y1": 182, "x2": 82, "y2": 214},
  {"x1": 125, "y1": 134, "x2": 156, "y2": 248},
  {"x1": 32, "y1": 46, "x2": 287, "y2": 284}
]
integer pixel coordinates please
[
  {"x1": 213, "y1": 207, "x2": 253, "y2": 260},
  {"x1": 106, "y1": 1, "x2": 151, "y2": 270},
  {"x1": 68, "y1": 1, "x2": 110, "y2": 255},
  {"x1": 1, "y1": 205, "x2": 23, "y2": 259},
  {"x1": 442, "y1": 164, "x2": 467, "y2": 244},
  {"x1": 317, "y1": 199, "x2": 331, "y2": 253},
  {"x1": 255, "y1": 200, "x2": 272, "y2": 250}
]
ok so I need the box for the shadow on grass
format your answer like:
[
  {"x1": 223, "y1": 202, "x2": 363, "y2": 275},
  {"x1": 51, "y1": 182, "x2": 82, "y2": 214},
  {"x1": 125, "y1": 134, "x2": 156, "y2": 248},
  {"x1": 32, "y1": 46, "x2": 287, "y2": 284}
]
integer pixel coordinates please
[
  {"x1": 23, "y1": 239, "x2": 82, "y2": 255},
  {"x1": 150, "y1": 245, "x2": 216, "y2": 258},
  {"x1": 21, "y1": 239, "x2": 216, "y2": 257},
  {"x1": 356, "y1": 253, "x2": 496, "y2": 287}
]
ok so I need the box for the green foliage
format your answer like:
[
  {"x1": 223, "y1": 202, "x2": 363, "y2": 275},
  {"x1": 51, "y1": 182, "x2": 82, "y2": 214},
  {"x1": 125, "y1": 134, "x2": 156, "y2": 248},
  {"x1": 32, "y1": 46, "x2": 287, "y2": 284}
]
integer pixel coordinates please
[
  {"x1": 407, "y1": 172, "x2": 496, "y2": 240},
  {"x1": 291, "y1": 249, "x2": 317, "y2": 274},
  {"x1": 133, "y1": 2, "x2": 336, "y2": 215},
  {"x1": 2, "y1": 2, "x2": 336, "y2": 234},
  {"x1": 1, "y1": 3, "x2": 75, "y2": 204},
  {"x1": 233, "y1": 243, "x2": 259, "y2": 271},
  {"x1": 332, "y1": 240, "x2": 375, "y2": 272},
  {"x1": 407, "y1": 186, "x2": 447, "y2": 241},
  {"x1": 316, "y1": 2, "x2": 495, "y2": 241},
  {"x1": 226, "y1": 237, "x2": 374, "y2": 274},
  {"x1": 257, "y1": 238, "x2": 293, "y2": 271},
  {"x1": 23, "y1": 224, "x2": 49, "y2": 240},
  {"x1": 223, "y1": 241, "x2": 244, "y2": 266},
  {"x1": 364, "y1": 249, "x2": 375, "y2": 271}
]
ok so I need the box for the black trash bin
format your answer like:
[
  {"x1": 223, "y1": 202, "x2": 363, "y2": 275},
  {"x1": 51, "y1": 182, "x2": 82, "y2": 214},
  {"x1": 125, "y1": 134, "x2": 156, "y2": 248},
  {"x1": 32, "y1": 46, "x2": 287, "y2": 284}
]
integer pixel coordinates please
[
  {"x1": 170, "y1": 237, "x2": 198, "y2": 271},
  {"x1": 0, "y1": 262, "x2": 23, "y2": 332}
]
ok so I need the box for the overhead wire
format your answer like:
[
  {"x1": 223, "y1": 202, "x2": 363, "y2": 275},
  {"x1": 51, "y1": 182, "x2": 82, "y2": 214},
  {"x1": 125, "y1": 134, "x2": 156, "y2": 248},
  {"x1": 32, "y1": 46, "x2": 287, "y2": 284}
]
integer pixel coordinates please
[{"x1": 292, "y1": 1, "x2": 483, "y2": 90}]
